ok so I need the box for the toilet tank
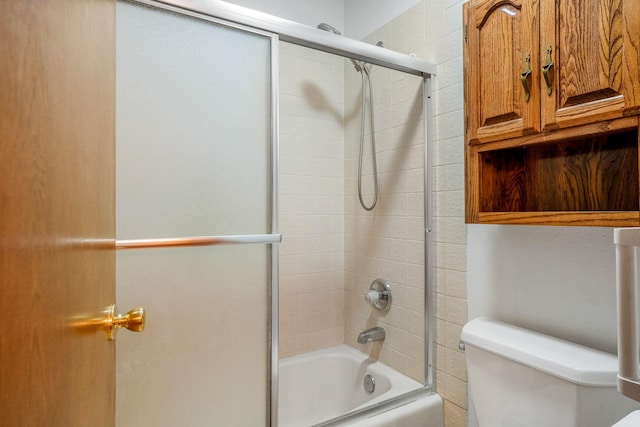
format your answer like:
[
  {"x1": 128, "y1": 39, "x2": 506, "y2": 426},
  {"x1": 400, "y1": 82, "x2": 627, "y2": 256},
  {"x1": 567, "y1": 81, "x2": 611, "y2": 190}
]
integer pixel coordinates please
[{"x1": 461, "y1": 318, "x2": 639, "y2": 427}]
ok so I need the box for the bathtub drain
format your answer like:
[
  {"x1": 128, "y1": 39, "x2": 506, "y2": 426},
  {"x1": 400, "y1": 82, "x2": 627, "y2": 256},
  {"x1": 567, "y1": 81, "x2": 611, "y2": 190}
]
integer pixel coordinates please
[{"x1": 364, "y1": 374, "x2": 375, "y2": 393}]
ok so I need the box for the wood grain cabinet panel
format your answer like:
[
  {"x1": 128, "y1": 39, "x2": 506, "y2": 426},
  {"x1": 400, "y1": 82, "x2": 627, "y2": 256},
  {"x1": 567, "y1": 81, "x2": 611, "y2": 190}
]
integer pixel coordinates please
[
  {"x1": 541, "y1": 0, "x2": 640, "y2": 130},
  {"x1": 464, "y1": 0, "x2": 640, "y2": 226},
  {"x1": 465, "y1": 0, "x2": 540, "y2": 144}
]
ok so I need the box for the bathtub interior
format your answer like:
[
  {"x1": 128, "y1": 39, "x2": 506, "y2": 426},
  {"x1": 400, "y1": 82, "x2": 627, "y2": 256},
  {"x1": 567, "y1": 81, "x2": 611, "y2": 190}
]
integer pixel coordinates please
[{"x1": 279, "y1": 345, "x2": 426, "y2": 427}]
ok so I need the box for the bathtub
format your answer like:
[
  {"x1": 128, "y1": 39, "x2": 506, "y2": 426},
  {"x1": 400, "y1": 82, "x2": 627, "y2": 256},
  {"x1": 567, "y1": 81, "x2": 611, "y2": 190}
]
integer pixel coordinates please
[{"x1": 278, "y1": 344, "x2": 444, "y2": 427}]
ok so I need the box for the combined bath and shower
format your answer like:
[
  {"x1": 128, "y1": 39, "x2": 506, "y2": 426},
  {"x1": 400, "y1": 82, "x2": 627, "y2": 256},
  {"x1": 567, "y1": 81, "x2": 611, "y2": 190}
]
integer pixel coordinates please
[{"x1": 317, "y1": 23, "x2": 379, "y2": 211}]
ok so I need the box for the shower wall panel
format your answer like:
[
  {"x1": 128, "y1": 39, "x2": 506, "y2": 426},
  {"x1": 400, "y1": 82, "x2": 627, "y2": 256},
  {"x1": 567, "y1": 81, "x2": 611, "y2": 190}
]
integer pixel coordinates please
[
  {"x1": 278, "y1": 42, "x2": 346, "y2": 357},
  {"x1": 343, "y1": 60, "x2": 426, "y2": 383},
  {"x1": 278, "y1": 35, "x2": 427, "y2": 385},
  {"x1": 380, "y1": 1, "x2": 469, "y2": 424}
]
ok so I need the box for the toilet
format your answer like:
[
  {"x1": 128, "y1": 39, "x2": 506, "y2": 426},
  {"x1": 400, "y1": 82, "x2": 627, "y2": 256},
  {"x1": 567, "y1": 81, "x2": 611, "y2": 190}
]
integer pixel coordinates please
[
  {"x1": 614, "y1": 411, "x2": 640, "y2": 426},
  {"x1": 461, "y1": 317, "x2": 639, "y2": 427}
]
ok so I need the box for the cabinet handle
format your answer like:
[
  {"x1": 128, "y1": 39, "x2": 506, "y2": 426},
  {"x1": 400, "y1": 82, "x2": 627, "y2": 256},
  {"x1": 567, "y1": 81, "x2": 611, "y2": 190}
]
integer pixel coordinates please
[
  {"x1": 520, "y1": 54, "x2": 532, "y2": 102},
  {"x1": 542, "y1": 45, "x2": 554, "y2": 95}
]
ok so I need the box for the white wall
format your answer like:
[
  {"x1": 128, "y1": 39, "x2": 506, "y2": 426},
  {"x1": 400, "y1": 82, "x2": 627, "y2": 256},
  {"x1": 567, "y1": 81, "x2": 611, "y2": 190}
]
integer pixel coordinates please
[
  {"x1": 344, "y1": 0, "x2": 422, "y2": 40},
  {"x1": 466, "y1": 225, "x2": 631, "y2": 426},
  {"x1": 223, "y1": 0, "x2": 344, "y2": 32},
  {"x1": 223, "y1": 0, "x2": 422, "y2": 42},
  {"x1": 468, "y1": 225, "x2": 619, "y2": 353}
]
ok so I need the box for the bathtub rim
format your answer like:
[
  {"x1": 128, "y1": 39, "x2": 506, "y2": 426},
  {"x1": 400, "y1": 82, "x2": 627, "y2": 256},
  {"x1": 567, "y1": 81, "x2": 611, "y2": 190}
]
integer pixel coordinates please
[
  {"x1": 314, "y1": 387, "x2": 437, "y2": 427},
  {"x1": 279, "y1": 343, "x2": 436, "y2": 427}
]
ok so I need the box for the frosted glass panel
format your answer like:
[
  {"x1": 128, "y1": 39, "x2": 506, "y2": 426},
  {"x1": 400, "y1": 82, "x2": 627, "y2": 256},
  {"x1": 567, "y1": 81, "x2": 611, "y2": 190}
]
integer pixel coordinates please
[
  {"x1": 116, "y1": 2, "x2": 272, "y2": 425},
  {"x1": 116, "y1": 1, "x2": 271, "y2": 239},
  {"x1": 115, "y1": 245, "x2": 268, "y2": 426}
]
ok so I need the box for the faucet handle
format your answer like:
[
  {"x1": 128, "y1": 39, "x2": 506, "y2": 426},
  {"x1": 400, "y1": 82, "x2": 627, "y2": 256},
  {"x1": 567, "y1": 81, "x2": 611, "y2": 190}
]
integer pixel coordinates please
[
  {"x1": 365, "y1": 290, "x2": 380, "y2": 304},
  {"x1": 365, "y1": 279, "x2": 392, "y2": 312}
]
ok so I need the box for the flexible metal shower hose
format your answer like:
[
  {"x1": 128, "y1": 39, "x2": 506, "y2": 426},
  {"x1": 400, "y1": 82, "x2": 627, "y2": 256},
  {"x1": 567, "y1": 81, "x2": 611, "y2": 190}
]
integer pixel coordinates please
[{"x1": 357, "y1": 64, "x2": 378, "y2": 211}]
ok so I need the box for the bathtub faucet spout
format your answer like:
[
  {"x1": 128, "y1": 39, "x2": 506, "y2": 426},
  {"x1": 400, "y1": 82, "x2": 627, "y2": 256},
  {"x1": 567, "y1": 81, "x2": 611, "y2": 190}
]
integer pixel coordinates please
[{"x1": 357, "y1": 326, "x2": 385, "y2": 344}]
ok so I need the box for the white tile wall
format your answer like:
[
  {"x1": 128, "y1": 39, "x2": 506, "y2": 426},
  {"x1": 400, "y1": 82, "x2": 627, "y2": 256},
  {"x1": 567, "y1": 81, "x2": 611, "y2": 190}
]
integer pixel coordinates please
[
  {"x1": 279, "y1": 1, "x2": 468, "y2": 424},
  {"x1": 341, "y1": 20, "x2": 426, "y2": 382},
  {"x1": 279, "y1": 38, "x2": 428, "y2": 384},
  {"x1": 278, "y1": 43, "x2": 346, "y2": 356},
  {"x1": 396, "y1": 2, "x2": 468, "y2": 426},
  {"x1": 342, "y1": 8, "x2": 468, "y2": 426}
]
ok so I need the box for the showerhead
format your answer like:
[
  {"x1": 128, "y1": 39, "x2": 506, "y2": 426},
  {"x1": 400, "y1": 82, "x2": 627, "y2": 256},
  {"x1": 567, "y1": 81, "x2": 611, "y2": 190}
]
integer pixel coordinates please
[
  {"x1": 316, "y1": 22, "x2": 341, "y2": 35},
  {"x1": 316, "y1": 23, "x2": 363, "y2": 72}
]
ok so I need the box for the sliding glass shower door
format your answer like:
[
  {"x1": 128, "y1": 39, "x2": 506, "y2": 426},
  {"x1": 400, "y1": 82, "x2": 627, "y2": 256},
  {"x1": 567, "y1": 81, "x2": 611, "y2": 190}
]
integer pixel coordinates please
[{"x1": 115, "y1": 1, "x2": 275, "y2": 425}]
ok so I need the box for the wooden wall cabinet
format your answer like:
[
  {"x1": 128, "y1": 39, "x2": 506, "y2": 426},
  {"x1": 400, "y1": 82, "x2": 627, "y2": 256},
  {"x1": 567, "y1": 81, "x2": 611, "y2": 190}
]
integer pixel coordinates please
[
  {"x1": 464, "y1": 0, "x2": 640, "y2": 226},
  {"x1": 465, "y1": 0, "x2": 541, "y2": 144}
]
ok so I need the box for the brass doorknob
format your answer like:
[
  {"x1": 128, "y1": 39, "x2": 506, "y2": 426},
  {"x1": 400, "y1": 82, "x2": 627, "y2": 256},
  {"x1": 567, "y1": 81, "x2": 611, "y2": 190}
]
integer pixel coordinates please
[{"x1": 104, "y1": 304, "x2": 145, "y2": 341}]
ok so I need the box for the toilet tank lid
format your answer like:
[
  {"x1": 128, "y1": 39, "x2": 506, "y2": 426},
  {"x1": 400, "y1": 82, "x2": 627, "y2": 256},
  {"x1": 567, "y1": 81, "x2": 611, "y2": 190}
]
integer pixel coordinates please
[
  {"x1": 613, "y1": 410, "x2": 640, "y2": 426},
  {"x1": 461, "y1": 317, "x2": 618, "y2": 386}
]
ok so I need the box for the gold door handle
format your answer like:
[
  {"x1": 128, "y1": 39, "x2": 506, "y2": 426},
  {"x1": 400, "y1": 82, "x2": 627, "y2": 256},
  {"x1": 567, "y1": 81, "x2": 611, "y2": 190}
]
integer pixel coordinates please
[
  {"x1": 71, "y1": 304, "x2": 145, "y2": 340},
  {"x1": 104, "y1": 305, "x2": 145, "y2": 340},
  {"x1": 542, "y1": 45, "x2": 554, "y2": 95},
  {"x1": 520, "y1": 54, "x2": 532, "y2": 102}
]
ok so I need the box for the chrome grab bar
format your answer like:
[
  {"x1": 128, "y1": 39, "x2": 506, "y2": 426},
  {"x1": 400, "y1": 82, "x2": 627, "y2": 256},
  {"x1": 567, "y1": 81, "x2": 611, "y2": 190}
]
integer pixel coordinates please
[
  {"x1": 116, "y1": 233, "x2": 282, "y2": 250},
  {"x1": 615, "y1": 228, "x2": 640, "y2": 403}
]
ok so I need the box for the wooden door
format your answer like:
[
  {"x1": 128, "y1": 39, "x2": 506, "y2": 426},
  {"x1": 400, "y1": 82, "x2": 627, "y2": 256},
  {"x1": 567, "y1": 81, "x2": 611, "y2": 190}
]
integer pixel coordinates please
[
  {"x1": 540, "y1": 0, "x2": 640, "y2": 130},
  {"x1": 0, "y1": 1, "x2": 116, "y2": 425},
  {"x1": 464, "y1": 0, "x2": 540, "y2": 144}
]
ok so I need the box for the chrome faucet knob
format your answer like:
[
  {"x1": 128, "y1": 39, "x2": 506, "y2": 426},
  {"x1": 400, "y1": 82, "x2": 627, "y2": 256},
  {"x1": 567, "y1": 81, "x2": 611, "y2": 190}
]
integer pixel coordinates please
[
  {"x1": 365, "y1": 290, "x2": 380, "y2": 304},
  {"x1": 365, "y1": 279, "x2": 392, "y2": 311}
]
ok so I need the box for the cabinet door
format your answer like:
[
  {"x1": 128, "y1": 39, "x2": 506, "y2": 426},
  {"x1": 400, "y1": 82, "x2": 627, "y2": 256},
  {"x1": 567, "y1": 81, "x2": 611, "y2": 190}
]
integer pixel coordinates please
[
  {"x1": 540, "y1": 0, "x2": 640, "y2": 130},
  {"x1": 464, "y1": 0, "x2": 540, "y2": 144}
]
